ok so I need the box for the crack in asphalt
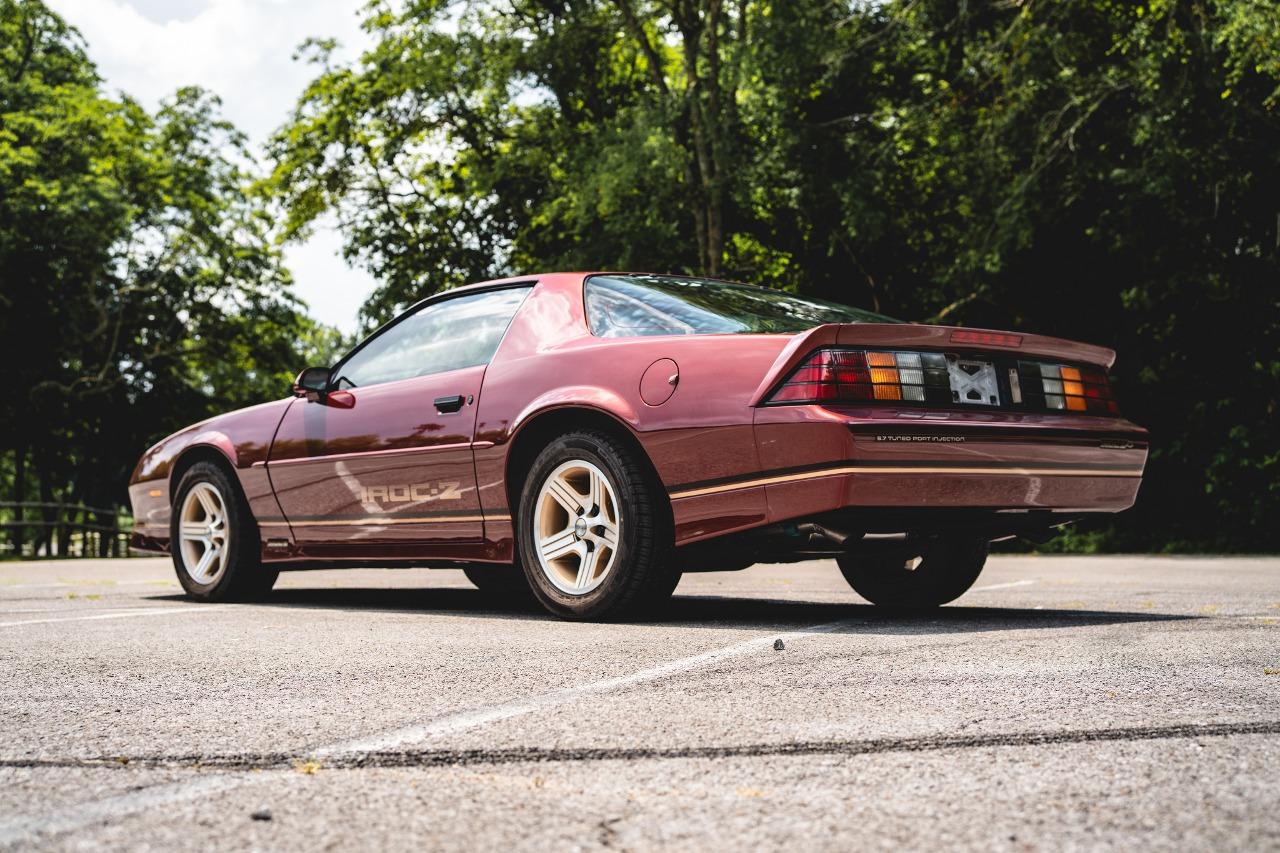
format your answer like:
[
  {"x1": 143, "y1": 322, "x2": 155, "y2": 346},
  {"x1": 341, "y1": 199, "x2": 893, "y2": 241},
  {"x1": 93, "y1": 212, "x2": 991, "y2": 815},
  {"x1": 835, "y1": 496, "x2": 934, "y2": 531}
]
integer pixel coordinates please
[{"x1": 5, "y1": 721, "x2": 1277, "y2": 772}]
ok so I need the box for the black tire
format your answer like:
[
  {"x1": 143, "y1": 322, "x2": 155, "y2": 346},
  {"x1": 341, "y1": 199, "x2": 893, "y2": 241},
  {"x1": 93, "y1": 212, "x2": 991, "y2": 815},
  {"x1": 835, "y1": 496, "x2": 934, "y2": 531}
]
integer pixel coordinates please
[
  {"x1": 463, "y1": 563, "x2": 533, "y2": 598},
  {"x1": 170, "y1": 461, "x2": 278, "y2": 601},
  {"x1": 517, "y1": 430, "x2": 678, "y2": 620},
  {"x1": 836, "y1": 535, "x2": 989, "y2": 609}
]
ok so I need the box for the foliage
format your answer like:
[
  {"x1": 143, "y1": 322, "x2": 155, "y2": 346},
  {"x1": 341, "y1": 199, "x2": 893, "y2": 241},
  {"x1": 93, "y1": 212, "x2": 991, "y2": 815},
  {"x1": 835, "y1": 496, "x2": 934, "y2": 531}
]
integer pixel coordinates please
[
  {"x1": 1, "y1": 1, "x2": 333, "y2": 552},
  {"x1": 3, "y1": 0, "x2": 1276, "y2": 553},
  {"x1": 270, "y1": 0, "x2": 1279, "y2": 552}
]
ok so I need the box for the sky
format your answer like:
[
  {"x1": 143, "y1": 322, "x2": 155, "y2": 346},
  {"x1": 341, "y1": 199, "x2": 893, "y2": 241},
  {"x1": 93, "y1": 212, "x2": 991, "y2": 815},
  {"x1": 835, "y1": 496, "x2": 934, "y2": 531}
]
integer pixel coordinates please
[{"x1": 48, "y1": 0, "x2": 379, "y2": 334}]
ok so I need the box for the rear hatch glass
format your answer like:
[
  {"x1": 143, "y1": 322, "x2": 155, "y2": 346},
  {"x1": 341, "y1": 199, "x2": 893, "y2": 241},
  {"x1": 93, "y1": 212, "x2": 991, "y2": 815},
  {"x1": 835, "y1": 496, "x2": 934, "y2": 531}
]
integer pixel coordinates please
[{"x1": 586, "y1": 274, "x2": 901, "y2": 337}]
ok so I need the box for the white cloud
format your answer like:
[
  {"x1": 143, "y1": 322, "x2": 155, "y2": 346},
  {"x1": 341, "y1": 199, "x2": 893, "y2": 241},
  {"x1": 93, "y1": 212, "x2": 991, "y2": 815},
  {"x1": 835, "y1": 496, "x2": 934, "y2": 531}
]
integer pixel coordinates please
[
  {"x1": 49, "y1": 0, "x2": 379, "y2": 334},
  {"x1": 283, "y1": 225, "x2": 377, "y2": 334}
]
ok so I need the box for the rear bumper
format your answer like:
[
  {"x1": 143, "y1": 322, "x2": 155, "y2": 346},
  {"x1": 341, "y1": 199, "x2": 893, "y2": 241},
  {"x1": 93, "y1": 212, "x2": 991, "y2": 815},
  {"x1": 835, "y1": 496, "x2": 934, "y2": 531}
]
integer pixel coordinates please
[
  {"x1": 669, "y1": 405, "x2": 1146, "y2": 544},
  {"x1": 758, "y1": 462, "x2": 1142, "y2": 521},
  {"x1": 762, "y1": 405, "x2": 1144, "y2": 512}
]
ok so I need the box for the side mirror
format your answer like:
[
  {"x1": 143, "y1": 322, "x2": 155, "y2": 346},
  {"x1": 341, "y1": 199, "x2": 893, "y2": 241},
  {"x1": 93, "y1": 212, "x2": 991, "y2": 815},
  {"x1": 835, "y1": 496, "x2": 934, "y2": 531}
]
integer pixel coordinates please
[{"x1": 292, "y1": 366, "x2": 332, "y2": 402}]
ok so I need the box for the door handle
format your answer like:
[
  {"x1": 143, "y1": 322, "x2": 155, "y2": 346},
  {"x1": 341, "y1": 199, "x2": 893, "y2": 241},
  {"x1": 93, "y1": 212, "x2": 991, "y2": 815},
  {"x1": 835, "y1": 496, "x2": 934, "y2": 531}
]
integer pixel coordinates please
[{"x1": 434, "y1": 394, "x2": 465, "y2": 413}]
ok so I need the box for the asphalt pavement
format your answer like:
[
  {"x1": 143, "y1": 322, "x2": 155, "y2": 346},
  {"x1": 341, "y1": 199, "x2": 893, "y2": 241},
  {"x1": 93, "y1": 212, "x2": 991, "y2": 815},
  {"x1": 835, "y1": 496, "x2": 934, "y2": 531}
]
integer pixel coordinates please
[{"x1": 1, "y1": 554, "x2": 1277, "y2": 851}]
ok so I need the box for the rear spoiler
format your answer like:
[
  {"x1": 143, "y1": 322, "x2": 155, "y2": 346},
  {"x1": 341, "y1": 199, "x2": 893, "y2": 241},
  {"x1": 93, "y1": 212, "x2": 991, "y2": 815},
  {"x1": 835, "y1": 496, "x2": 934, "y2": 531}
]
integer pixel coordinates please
[{"x1": 749, "y1": 323, "x2": 1117, "y2": 407}]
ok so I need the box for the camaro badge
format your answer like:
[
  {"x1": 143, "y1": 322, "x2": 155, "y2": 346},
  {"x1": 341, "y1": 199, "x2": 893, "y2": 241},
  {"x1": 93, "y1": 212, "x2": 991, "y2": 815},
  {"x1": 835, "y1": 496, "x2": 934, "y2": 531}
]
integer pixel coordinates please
[{"x1": 358, "y1": 482, "x2": 463, "y2": 503}]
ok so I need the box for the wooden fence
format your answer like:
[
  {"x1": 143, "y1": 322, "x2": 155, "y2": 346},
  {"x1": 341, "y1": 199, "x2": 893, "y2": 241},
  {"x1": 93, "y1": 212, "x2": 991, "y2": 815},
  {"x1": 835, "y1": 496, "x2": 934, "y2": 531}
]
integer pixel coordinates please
[{"x1": 0, "y1": 503, "x2": 135, "y2": 559}]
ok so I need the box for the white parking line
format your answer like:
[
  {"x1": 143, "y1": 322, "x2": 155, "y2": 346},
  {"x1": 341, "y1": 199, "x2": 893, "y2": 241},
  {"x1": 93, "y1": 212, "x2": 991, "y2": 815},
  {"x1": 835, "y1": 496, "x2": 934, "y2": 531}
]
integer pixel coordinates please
[
  {"x1": 0, "y1": 617, "x2": 858, "y2": 844},
  {"x1": 0, "y1": 775, "x2": 252, "y2": 846},
  {"x1": 321, "y1": 617, "x2": 857, "y2": 755},
  {"x1": 0, "y1": 606, "x2": 226, "y2": 629},
  {"x1": 0, "y1": 608, "x2": 74, "y2": 614},
  {"x1": 969, "y1": 579, "x2": 1037, "y2": 592},
  {"x1": 0, "y1": 607, "x2": 163, "y2": 616},
  {"x1": 0, "y1": 580, "x2": 175, "y2": 590}
]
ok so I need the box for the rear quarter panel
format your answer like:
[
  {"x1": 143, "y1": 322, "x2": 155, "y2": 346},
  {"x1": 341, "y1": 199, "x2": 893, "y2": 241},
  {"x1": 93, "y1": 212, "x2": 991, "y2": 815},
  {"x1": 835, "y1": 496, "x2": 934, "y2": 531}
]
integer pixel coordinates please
[{"x1": 474, "y1": 274, "x2": 794, "y2": 548}]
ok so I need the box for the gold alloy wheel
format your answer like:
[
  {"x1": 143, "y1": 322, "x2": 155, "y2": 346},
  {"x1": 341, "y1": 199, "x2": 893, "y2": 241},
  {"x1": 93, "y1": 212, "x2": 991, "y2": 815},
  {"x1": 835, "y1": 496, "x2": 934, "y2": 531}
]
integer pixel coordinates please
[
  {"x1": 178, "y1": 482, "x2": 230, "y2": 585},
  {"x1": 534, "y1": 459, "x2": 621, "y2": 595}
]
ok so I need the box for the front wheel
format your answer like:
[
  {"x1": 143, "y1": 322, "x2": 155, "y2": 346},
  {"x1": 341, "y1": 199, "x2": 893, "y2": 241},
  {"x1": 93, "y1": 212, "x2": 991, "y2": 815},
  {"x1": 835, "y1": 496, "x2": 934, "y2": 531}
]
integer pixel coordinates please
[
  {"x1": 170, "y1": 461, "x2": 278, "y2": 601},
  {"x1": 517, "y1": 430, "x2": 677, "y2": 620},
  {"x1": 836, "y1": 536, "x2": 988, "y2": 609}
]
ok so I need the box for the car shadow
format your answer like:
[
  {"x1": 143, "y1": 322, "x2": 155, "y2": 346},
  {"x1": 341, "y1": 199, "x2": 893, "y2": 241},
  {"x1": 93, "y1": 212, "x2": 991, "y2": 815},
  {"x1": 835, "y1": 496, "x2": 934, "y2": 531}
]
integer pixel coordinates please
[{"x1": 144, "y1": 587, "x2": 1196, "y2": 635}]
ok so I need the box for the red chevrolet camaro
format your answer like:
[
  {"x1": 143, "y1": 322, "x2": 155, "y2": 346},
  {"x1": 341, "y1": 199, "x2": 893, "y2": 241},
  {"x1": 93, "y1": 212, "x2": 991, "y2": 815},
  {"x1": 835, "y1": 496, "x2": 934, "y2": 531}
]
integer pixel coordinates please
[{"x1": 129, "y1": 273, "x2": 1147, "y2": 619}]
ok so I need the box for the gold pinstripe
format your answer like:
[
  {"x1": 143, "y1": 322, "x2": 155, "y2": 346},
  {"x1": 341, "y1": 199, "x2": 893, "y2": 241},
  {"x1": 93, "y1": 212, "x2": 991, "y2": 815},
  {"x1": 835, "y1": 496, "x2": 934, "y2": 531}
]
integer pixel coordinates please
[
  {"x1": 257, "y1": 515, "x2": 487, "y2": 527},
  {"x1": 668, "y1": 465, "x2": 1144, "y2": 500}
]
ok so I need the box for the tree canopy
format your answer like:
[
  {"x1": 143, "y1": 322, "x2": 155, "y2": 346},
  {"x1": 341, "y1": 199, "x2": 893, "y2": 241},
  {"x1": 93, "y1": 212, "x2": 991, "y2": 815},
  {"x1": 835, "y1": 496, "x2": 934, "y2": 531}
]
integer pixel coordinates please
[
  {"x1": 268, "y1": 0, "x2": 1279, "y2": 551},
  {"x1": 0, "y1": 0, "x2": 332, "y2": 552},
  {"x1": 4, "y1": 0, "x2": 1277, "y2": 553}
]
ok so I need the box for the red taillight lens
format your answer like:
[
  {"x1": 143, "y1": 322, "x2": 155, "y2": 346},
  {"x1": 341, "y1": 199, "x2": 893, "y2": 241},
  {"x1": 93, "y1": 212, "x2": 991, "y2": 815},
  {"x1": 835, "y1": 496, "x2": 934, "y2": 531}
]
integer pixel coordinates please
[
  {"x1": 1016, "y1": 361, "x2": 1118, "y2": 414},
  {"x1": 767, "y1": 348, "x2": 951, "y2": 405},
  {"x1": 768, "y1": 348, "x2": 1120, "y2": 415}
]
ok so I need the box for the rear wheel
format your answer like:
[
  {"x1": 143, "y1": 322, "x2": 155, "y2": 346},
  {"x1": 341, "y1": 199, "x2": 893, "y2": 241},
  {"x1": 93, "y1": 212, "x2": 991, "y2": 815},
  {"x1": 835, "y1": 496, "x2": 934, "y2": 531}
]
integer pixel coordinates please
[
  {"x1": 170, "y1": 461, "x2": 278, "y2": 601},
  {"x1": 836, "y1": 535, "x2": 988, "y2": 609},
  {"x1": 517, "y1": 430, "x2": 677, "y2": 620}
]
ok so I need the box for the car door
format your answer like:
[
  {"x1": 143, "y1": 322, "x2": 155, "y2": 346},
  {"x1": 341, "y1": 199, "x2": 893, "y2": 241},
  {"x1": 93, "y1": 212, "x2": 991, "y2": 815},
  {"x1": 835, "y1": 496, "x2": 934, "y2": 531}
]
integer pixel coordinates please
[{"x1": 267, "y1": 286, "x2": 530, "y2": 554}]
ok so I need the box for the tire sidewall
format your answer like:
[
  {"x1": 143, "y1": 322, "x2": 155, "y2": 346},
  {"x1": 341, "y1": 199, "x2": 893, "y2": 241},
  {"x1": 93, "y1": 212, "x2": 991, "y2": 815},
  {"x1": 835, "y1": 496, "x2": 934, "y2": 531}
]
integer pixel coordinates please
[{"x1": 517, "y1": 434, "x2": 647, "y2": 619}]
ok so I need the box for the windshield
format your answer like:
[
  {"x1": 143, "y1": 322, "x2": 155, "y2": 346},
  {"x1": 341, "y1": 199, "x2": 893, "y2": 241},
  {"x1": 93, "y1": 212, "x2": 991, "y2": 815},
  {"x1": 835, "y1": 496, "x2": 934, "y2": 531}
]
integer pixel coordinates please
[{"x1": 584, "y1": 274, "x2": 901, "y2": 337}]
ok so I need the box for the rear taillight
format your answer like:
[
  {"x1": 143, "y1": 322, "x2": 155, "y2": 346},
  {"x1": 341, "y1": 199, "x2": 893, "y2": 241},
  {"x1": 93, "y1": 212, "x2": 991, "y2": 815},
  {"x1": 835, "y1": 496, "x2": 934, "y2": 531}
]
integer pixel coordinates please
[
  {"x1": 1015, "y1": 361, "x2": 1118, "y2": 414},
  {"x1": 767, "y1": 347, "x2": 1119, "y2": 415},
  {"x1": 768, "y1": 349, "x2": 952, "y2": 405}
]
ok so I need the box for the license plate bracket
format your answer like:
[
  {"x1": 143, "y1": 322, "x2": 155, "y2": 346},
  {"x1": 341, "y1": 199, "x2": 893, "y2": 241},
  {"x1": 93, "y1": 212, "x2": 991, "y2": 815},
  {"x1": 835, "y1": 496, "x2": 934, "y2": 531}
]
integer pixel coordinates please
[{"x1": 947, "y1": 356, "x2": 1001, "y2": 406}]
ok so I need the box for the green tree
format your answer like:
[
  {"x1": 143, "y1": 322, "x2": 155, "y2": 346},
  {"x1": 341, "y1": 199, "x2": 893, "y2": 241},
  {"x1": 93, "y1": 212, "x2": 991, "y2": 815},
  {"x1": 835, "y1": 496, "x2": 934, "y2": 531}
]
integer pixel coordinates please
[
  {"x1": 830, "y1": 0, "x2": 1280, "y2": 550},
  {"x1": 269, "y1": 0, "x2": 804, "y2": 324},
  {"x1": 2, "y1": 0, "x2": 328, "y2": 555},
  {"x1": 272, "y1": 0, "x2": 1279, "y2": 551}
]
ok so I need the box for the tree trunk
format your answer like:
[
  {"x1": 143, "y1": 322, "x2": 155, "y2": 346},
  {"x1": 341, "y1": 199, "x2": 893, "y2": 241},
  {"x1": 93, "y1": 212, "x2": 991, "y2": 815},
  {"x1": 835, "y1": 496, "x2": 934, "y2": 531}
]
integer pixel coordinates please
[
  {"x1": 702, "y1": 0, "x2": 727, "y2": 276},
  {"x1": 11, "y1": 446, "x2": 26, "y2": 557},
  {"x1": 616, "y1": 0, "x2": 732, "y2": 276},
  {"x1": 59, "y1": 506, "x2": 76, "y2": 557},
  {"x1": 675, "y1": 0, "x2": 728, "y2": 277},
  {"x1": 97, "y1": 508, "x2": 110, "y2": 558},
  {"x1": 36, "y1": 452, "x2": 55, "y2": 556},
  {"x1": 60, "y1": 478, "x2": 84, "y2": 557}
]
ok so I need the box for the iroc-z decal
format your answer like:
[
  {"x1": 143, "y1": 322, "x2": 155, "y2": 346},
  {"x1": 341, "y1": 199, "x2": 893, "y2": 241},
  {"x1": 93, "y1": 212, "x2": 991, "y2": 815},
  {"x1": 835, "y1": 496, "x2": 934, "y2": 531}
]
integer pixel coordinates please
[{"x1": 358, "y1": 482, "x2": 463, "y2": 504}]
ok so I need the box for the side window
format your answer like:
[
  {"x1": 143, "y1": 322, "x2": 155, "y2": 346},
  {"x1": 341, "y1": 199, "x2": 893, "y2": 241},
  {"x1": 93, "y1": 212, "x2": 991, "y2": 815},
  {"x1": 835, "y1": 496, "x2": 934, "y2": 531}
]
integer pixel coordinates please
[{"x1": 333, "y1": 287, "x2": 528, "y2": 388}]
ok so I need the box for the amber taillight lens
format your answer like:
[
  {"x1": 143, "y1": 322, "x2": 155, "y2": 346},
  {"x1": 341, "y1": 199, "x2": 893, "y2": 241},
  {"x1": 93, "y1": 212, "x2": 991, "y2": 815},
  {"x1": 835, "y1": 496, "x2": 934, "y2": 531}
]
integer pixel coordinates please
[
  {"x1": 1016, "y1": 361, "x2": 1118, "y2": 414},
  {"x1": 767, "y1": 347, "x2": 1120, "y2": 415}
]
